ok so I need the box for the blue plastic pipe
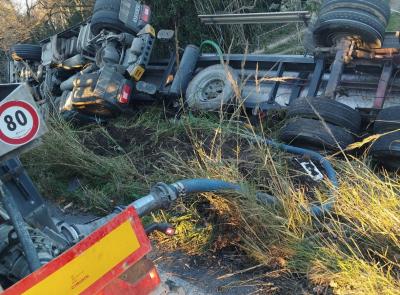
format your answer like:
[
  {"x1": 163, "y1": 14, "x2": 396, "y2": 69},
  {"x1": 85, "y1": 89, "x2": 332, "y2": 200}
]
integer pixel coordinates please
[
  {"x1": 177, "y1": 179, "x2": 241, "y2": 194},
  {"x1": 173, "y1": 139, "x2": 338, "y2": 218},
  {"x1": 262, "y1": 138, "x2": 338, "y2": 216},
  {"x1": 174, "y1": 39, "x2": 338, "y2": 217}
]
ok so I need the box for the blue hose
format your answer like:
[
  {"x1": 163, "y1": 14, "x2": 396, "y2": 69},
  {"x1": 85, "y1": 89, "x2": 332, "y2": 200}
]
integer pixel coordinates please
[
  {"x1": 263, "y1": 140, "x2": 338, "y2": 187},
  {"x1": 174, "y1": 140, "x2": 338, "y2": 218},
  {"x1": 262, "y1": 139, "x2": 338, "y2": 217},
  {"x1": 177, "y1": 179, "x2": 241, "y2": 194},
  {"x1": 182, "y1": 40, "x2": 338, "y2": 217}
]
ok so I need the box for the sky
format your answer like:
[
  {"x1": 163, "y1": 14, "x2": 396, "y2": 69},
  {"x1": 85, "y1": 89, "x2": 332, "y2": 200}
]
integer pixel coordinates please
[{"x1": 10, "y1": 0, "x2": 37, "y2": 12}]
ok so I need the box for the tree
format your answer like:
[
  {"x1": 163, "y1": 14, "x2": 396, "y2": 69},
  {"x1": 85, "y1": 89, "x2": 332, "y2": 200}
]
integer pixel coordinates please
[{"x1": 0, "y1": 0, "x2": 94, "y2": 52}]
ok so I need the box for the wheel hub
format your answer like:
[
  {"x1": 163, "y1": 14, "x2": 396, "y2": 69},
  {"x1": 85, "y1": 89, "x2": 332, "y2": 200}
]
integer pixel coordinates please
[{"x1": 201, "y1": 79, "x2": 224, "y2": 102}]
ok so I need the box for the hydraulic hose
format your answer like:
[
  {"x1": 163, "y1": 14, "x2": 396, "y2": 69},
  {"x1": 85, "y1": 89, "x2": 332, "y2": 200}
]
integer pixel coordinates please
[
  {"x1": 82, "y1": 150, "x2": 337, "y2": 238},
  {"x1": 174, "y1": 179, "x2": 241, "y2": 194},
  {"x1": 198, "y1": 40, "x2": 338, "y2": 216},
  {"x1": 76, "y1": 179, "x2": 245, "y2": 237},
  {"x1": 128, "y1": 144, "x2": 337, "y2": 219},
  {"x1": 173, "y1": 146, "x2": 338, "y2": 218},
  {"x1": 80, "y1": 42, "x2": 339, "y2": 237},
  {"x1": 200, "y1": 40, "x2": 225, "y2": 64},
  {"x1": 259, "y1": 138, "x2": 338, "y2": 217},
  {"x1": 263, "y1": 140, "x2": 338, "y2": 187}
]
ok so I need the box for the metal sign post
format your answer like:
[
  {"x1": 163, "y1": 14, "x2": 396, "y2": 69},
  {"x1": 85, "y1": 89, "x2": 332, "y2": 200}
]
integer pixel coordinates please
[
  {"x1": 0, "y1": 83, "x2": 47, "y2": 161},
  {"x1": 0, "y1": 83, "x2": 48, "y2": 276}
]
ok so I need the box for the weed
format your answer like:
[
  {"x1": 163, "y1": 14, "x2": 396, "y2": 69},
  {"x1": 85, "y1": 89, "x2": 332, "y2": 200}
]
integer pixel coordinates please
[
  {"x1": 22, "y1": 117, "x2": 147, "y2": 212},
  {"x1": 23, "y1": 105, "x2": 400, "y2": 294}
]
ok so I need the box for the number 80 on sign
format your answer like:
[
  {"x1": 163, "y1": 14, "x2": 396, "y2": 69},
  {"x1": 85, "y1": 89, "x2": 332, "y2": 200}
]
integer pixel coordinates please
[{"x1": 0, "y1": 101, "x2": 40, "y2": 146}]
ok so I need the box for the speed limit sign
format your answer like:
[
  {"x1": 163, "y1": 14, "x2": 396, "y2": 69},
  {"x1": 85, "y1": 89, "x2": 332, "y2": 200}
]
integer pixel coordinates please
[
  {"x1": 0, "y1": 100, "x2": 40, "y2": 145},
  {"x1": 0, "y1": 84, "x2": 47, "y2": 160}
]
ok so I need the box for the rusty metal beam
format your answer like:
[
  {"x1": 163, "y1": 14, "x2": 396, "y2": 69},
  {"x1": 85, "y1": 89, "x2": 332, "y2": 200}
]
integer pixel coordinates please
[
  {"x1": 324, "y1": 39, "x2": 352, "y2": 98},
  {"x1": 373, "y1": 61, "x2": 394, "y2": 109}
]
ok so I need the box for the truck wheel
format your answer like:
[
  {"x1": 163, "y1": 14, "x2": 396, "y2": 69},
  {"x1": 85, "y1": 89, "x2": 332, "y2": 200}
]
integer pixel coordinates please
[
  {"x1": 279, "y1": 117, "x2": 355, "y2": 151},
  {"x1": 313, "y1": 8, "x2": 386, "y2": 47},
  {"x1": 320, "y1": 0, "x2": 391, "y2": 25},
  {"x1": 373, "y1": 106, "x2": 400, "y2": 133},
  {"x1": 90, "y1": 0, "x2": 125, "y2": 35},
  {"x1": 370, "y1": 131, "x2": 400, "y2": 170},
  {"x1": 287, "y1": 97, "x2": 362, "y2": 134},
  {"x1": 10, "y1": 44, "x2": 42, "y2": 62},
  {"x1": 185, "y1": 64, "x2": 239, "y2": 111}
]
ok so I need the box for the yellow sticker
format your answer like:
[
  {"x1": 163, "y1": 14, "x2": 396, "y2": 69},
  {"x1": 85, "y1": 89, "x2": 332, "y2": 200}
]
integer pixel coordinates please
[
  {"x1": 23, "y1": 221, "x2": 140, "y2": 295},
  {"x1": 131, "y1": 65, "x2": 145, "y2": 81},
  {"x1": 144, "y1": 25, "x2": 156, "y2": 37}
]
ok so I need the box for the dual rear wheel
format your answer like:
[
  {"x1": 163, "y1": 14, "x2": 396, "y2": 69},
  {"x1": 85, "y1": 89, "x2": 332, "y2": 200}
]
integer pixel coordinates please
[
  {"x1": 312, "y1": 0, "x2": 390, "y2": 48},
  {"x1": 371, "y1": 107, "x2": 400, "y2": 170},
  {"x1": 279, "y1": 97, "x2": 361, "y2": 152}
]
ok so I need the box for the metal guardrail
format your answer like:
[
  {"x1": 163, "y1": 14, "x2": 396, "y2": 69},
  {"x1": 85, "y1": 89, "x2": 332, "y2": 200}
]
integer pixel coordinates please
[{"x1": 199, "y1": 11, "x2": 311, "y2": 25}]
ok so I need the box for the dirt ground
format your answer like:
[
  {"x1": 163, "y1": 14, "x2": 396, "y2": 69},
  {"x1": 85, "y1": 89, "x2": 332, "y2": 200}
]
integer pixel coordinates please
[
  {"x1": 151, "y1": 249, "x2": 311, "y2": 295},
  {"x1": 48, "y1": 187, "x2": 313, "y2": 295}
]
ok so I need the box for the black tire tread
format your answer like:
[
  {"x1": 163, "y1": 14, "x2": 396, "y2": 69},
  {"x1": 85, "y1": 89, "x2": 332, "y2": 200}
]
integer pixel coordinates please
[
  {"x1": 317, "y1": 8, "x2": 386, "y2": 38},
  {"x1": 313, "y1": 7, "x2": 386, "y2": 47},
  {"x1": 288, "y1": 97, "x2": 362, "y2": 134},
  {"x1": 279, "y1": 117, "x2": 355, "y2": 151},
  {"x1": 90, "y1": 0, "x2": 125, "y2": 35},
  {"x1": 320, "y1": 0, "x2": 391, "y2": 24},
  {"x1": 374, "y1": 106, "x2": 400, "y2": 133},
  {"x1": 370, "y1": 131, "x2": 400, "y2": 170},
  {"x1": 10, "y1": 44, "x2": 42, "y2": 62},
  {"x1": 93, "y1": 0, "x2": 120, "y2": 13}
]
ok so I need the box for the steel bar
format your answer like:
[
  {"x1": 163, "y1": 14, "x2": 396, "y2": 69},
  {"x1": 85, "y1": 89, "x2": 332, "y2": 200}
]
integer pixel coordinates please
[
  {"x1": 199, "y1": 11, "x2": 311, "y2": 25},
  {"x1": 0, "y1": 180, "x2": 41, "y2": 272},
  {"x1": 373, "y1": 61, "x2": 394, "y2": 109},
  {"x1": 324, "y1": 39, "x2": 352, "y2": 98},
  {"x1": 290, "y1": 72, "x2": 309, "y2": 103},
  {"x1": 307, "y1": 58, "x2": 325, "y2": 97},
  {"x1": 268, "y1": 62, "x2": 284, "y2": 103}
]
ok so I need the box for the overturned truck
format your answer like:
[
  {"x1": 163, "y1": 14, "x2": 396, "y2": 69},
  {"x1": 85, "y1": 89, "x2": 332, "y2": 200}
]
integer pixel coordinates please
[
  {"x1": 0, "y1": 0, "x2": 399, "y2": 293},
  {"x1": 6, "y1": 0, "x2": 400, "y2": 171}
]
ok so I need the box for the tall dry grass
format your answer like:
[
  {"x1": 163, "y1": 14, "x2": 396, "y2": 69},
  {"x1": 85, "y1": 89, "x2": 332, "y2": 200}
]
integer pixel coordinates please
[
  {"x1": 156, "y1": 121, "x2": 400, "y2": 294},
  {"x1": 23, "y1": 104, "x2": 400, "y2": 294}
]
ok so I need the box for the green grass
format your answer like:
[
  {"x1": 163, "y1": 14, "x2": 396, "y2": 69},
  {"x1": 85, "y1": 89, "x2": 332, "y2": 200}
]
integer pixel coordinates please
[
  {"x1": 22, "y1": 118, "x2": 148, "y2": 212},
  {"x1": 388, "y1": 12, "x2": 400, "y2": 31},
  {"x1": 22, "y1": 106, "x2": 400, "y2": 294},
  {"x1": 14, "y1": 0, "x2": 400, "y2": 292}
]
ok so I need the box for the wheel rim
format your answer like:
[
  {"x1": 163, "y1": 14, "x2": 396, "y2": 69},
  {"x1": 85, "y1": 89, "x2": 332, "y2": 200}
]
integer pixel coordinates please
[{"x1": 201, "y1": 79, "x2": 225, "y2": 102}]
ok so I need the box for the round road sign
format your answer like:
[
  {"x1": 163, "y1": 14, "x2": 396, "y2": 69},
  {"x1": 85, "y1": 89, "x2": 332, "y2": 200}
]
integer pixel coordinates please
[{"x1": 0, "y1": 100, "x2": 40, "y2": 146}]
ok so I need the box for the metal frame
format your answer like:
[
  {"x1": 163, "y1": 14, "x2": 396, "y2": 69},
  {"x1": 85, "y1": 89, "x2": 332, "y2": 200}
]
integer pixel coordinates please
[
  {"x1": 199, "y1": 11, "x2": 311, "y2": 25},
  {"x1": 4, "y1": 206, "x2": 152, "y2": 295}
]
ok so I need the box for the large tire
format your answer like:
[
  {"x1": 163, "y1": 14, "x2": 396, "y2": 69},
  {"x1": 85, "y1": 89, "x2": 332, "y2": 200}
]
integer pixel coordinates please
[
  {"x1": 370, "y1": 131, "x2": 400, "y2": 170},
  {"x1": 313, "y1": 8, "x2": 386, "y2": 47},
  {"x1": 320, "y1": 0, "x2": 391, "y2": 25},
  {"x1": 279, "y1": 117, "x2": 355, "y2": 151},
  {"x1": 288, "y1": 97, "x2": 362, "y2": 134},
  {"x1": 90, "y1": 0, "x2": 125, "y2": 35},
  {"x1": 10, "y1": 44, "x2": 42, "y2": 62},
  {"x1": 186, "y1": 65, "x2": 239, "y2": 111},
  {"x1": 373, "y1": 106, "x2": 400, "y2": 133}
]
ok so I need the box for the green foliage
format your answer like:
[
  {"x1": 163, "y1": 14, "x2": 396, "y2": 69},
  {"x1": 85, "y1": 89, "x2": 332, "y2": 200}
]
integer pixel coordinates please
[
  {"x1": 388, "y1": 12, "x2": 400, "y2": 31},
  {"x1": 145, "y1": 0, "x2": 310, "y2": 52},
  {"x1": 145, "y1": 0, "x2": 204, "y2": 45}
]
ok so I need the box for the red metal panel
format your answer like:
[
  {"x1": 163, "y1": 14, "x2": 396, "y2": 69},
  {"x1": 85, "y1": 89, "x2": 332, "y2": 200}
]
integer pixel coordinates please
[
  {"x1": 101, "y1": 268, "x2": 161, "y2": 295},
  {"x1": 5, "y1": 206, "x2": 151, "y2": 295}
]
